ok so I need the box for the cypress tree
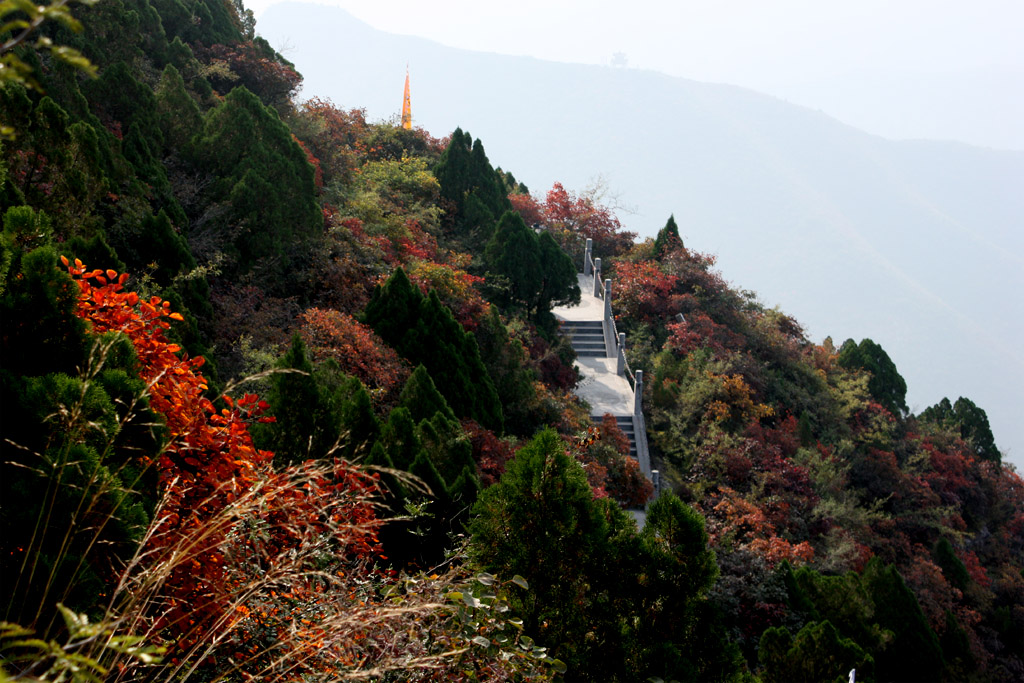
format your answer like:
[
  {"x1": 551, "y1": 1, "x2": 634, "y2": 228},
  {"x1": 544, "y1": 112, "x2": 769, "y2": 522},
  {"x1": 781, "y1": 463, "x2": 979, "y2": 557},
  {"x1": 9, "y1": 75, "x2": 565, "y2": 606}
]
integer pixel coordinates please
[
  {"x1": 364, "y1": 268, "x2": 503, "y2": 432},
  {"x1": 155, "y1": 63, "x2": 201, "y2": 151},
  {"x1": 397, "y1": 365, "x2": 455, "y2": 424},
  {"x1": 863, "y1": 559, "x2": 944, "y2": 682},
  {"x1": 380, "y1": 406, "x2": 422, "y2": 471},
  {"x1": 338, "y1": 380, "x2": 380, "y2": 461},
  {"x1": 484, "y1": 210, "x2": 541, "y2": 310},
  {"x1": 189, "y1": 86, "x2": 319, "y2": 279},
  {"x1": 474, "y1": 306, "x2": 539, "y2": 436},
  {"x1": 838, "y1": 338, "x2": 908, "y2": 416},
  {"x1": 484, "y1": 211, "x2": 578, "y2": 319},
  {"x1": 653, "y1": 214, "x2": 682, "y2": 258},
  {"x1": 433, "y1": 128, "x2": 511, "y2": 250},
  {"x1": 536, "y1": 229, "x2": 580, "y2": 313}
]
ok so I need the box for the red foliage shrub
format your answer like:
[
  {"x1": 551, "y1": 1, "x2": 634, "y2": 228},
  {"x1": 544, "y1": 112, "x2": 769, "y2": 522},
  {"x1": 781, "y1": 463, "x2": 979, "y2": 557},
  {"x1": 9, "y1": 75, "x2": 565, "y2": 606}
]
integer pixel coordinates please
[
  {"x1": 65, "y1": 258, "x2": 384, "y2": 672},
  {"x1": 299, "y1": 307, "x2": 409, "y2": 404},
  {"x1": 610, "y1": 260, "x2": 682, "y2": 324},
  {"x1": 462, "y1": 419, "x2": 515, "y2": 488}
]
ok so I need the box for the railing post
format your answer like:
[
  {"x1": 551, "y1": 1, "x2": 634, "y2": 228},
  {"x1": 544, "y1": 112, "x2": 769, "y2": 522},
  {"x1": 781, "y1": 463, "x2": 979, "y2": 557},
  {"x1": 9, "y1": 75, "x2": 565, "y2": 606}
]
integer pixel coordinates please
[
  {"x1": 583, "y1": 238, "x2": 593, "y2": 275},
  {"x1": 651, "y1": 469, "x2": 660, "y2": 496},
  {"x1": 633, "y1": 369, "x2": 643, "y2": 415},
  {"x1": 593, "y1": 258, "x2": 602, "y2": 298},
  {"x1": 603, "y1": 279, "x2": 612, "y2": 319},
  {"x1": 616, "y1": 333, "x2": 626, "y2": 376}
]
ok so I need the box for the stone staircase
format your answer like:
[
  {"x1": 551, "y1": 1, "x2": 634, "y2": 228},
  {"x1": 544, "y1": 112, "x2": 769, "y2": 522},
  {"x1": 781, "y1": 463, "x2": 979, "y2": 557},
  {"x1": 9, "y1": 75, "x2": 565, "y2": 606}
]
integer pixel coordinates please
[
  {"x1": 560, "y1": 320, "x2": 606, "y2": 357},
  {"x1": 552, "y1": 239, "x2": 658, "y2": 497}
]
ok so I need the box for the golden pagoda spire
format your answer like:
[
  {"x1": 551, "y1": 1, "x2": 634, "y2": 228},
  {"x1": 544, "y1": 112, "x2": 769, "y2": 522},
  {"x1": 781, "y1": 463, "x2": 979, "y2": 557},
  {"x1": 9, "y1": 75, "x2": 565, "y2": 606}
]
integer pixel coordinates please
[{"x1": 401, "y1": 65, "x2": 412, "y2": 130}]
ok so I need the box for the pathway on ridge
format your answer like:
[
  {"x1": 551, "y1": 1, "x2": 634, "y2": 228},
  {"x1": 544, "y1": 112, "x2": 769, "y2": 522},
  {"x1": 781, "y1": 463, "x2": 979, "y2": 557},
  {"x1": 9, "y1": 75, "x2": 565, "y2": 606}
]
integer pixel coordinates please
[{"x1": 552, "y1": 273, "x2": 635, "y2": 427}]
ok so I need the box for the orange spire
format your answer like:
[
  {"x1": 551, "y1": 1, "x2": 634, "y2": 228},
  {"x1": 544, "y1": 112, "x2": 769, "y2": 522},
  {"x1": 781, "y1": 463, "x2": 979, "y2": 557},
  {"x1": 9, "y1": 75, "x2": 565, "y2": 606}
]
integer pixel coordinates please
[{"x1": 401, "y1": 66, "x2": 412, "y2": 130}]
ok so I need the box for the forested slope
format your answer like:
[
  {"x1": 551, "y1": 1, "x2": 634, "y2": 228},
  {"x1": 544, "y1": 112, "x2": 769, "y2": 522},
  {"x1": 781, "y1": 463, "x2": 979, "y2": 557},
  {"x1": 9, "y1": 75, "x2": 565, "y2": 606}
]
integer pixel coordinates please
[{"x1": 0, "y1": 2, "x2": 1021, "y2": 681}]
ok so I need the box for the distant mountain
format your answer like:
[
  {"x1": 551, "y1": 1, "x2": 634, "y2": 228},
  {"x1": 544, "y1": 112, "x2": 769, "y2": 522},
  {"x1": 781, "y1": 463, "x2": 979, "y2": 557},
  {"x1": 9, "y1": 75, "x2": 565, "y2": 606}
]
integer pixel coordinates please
[{"x1": 258, "y1": 2, "x2": 1024, "y2": 467}]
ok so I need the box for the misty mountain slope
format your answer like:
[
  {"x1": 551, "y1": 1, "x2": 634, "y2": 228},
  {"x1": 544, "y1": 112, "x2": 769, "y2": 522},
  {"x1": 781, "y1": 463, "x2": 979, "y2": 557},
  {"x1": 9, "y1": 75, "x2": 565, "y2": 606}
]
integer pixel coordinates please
[{"x1": 259, "y1": 2, "x2": 1024, "y2": 465}]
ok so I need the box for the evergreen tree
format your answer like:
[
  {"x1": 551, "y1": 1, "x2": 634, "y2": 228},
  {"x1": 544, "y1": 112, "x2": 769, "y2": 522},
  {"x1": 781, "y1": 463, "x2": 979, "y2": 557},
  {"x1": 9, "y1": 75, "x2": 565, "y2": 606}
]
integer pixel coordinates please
[
  {"x1": 338, "y1": 380, "x2": 380, "y2": 461},
  {"x1": 838, "y1": 338, "x2": 908, "y2": 416},
  {"x1": 155, "y1": 63, "x2": 201, "y2": 151},
  {"x1": 759, "y1": 620, "x2": 874, "y2": 683},
  {"x1": 254, "y1": 335, "x2": 339, "y2": 464},
  {"x1": 380, "y1": 407, "x2": 421, "y2": 471},
  {"x1": 474, "y1": 306, "x2": 540, "y2": 436},
  {"x1": 433, "y1": 128, "x2": 511, "y2": 251},
  {"x1": 470, "y1": 429, "x2": 611, "y2": 675},
  {"x1": 653, "y1": 214, "x2": 682, "y2": 258},
  {"x1": 862, "y1": 559, "x2": 944, "y2": 682},
  {"x1": 189, "y1": 86, "x2": 319, "y2": 281},
  {"x1": 933, "y1": 537, "x2": 971, "y2": 591},
  {"x1": 397, "y1": 365, "x2": 456, "y2": 424},
  {"x1": 920, "y1": 396, "x2": 1000, "y2": 463},
  {"x1": 484, "y1": 210, "x2": 541, "y2": 309},
  {"x1": 364, "y1": 268, "x2": 503, "y2": 432},
  {"x1": 536, "y1": 229, "x2": 580, "y2": 313},
  {"x1": 484, "y1": 211, "x2": 579, "y2": 318}
]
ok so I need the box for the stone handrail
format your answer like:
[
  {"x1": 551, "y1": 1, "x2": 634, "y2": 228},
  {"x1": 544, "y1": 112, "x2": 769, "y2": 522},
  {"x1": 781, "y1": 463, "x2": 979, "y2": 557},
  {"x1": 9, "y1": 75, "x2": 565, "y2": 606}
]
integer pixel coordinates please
[{"x1": 580, "y1": 238, "x2": 655, "y2": 489}]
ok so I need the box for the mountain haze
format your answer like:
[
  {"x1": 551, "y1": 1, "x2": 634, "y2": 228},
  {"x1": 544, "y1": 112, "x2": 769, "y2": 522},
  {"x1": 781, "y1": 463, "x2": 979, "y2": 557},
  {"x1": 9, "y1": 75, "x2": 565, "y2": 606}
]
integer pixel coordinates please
[{"x1": 259, "y1": 3, "x2": 1024, "y2": 467}]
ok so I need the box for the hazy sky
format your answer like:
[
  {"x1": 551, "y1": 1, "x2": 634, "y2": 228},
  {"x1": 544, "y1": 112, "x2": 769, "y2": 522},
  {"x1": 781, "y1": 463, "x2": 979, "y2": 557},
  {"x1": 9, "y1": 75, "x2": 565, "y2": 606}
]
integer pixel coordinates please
[{"x1": 253, "y1": 0, "x2": 1024, "y2": 148}]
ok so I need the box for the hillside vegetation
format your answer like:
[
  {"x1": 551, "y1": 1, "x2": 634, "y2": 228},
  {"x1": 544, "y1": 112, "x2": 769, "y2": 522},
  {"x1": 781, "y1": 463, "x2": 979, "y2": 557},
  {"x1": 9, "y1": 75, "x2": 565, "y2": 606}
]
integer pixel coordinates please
[{"x1": 1, "y1": 2, "x2": 1021, "y2": 681}]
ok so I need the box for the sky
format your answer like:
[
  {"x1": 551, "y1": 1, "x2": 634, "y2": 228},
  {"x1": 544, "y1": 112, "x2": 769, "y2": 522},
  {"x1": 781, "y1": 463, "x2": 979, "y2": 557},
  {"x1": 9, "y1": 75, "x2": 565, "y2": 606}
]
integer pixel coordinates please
[{"x1": 252, "y1": 0, "x2": 1024, "y2": 150}]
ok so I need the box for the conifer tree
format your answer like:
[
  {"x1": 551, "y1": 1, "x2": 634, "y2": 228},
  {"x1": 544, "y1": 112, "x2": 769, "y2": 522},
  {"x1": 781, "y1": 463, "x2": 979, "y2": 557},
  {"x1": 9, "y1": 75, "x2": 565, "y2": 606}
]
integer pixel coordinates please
[
  {"x1": 433, "y1": 128, "x2": 511, "y2": 250},
  {"x1": 189, "y1": 86, "x2": 319, "y2": 280},
  {"x1": 380, "y1": 406, "x2": 421, "y2": 471},
  {"x1": 474, "y1": 306, "x2": 540, "y2": 436},
  {"x1": 254, "y1": 335, "x2": 336, "y2": 464},
  {"x1": 920, "y1": 396, "x2": 1000, "y2": 463},
  {"x1": 364, "y1": 268, "x2": 503, "y2": 432},
  {"x1": 653, "y1": 214, "x2": 682, "y2": 258},
  {"x1": 398, "y1": 365, "x2": 456, "y2": 424},
  {"x1": 484, "y1": 211, "x2": 578, "y2": 319},
  {"x1": 339, "y1": 379, "x2": 380, "y2": 461},
  {"x1": 536, "y1": 229, "x2": 580, "y2": 312},
  {"x1": 155, "y1": 63, "x2": 201, "y2": 151},
  {"x1": 838, "y1": 338, "x2": 908, "y2": 416},
  {"x1": 470, "y1": 429, "x2": 612, "y2": 675},
  {"x1": 484, "y1": 210, "x2": 541, "y2": 309}
]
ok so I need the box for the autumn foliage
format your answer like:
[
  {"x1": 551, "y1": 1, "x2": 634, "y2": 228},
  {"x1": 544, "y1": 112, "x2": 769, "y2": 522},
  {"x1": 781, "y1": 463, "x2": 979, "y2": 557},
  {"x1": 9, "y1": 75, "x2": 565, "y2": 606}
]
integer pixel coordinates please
[
  {"x1": 65, "y1": 258, "x2": 385, "y2": 675},
  {"x1": 299, "y1": 306, "x2": 409, "y2": 404}
]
